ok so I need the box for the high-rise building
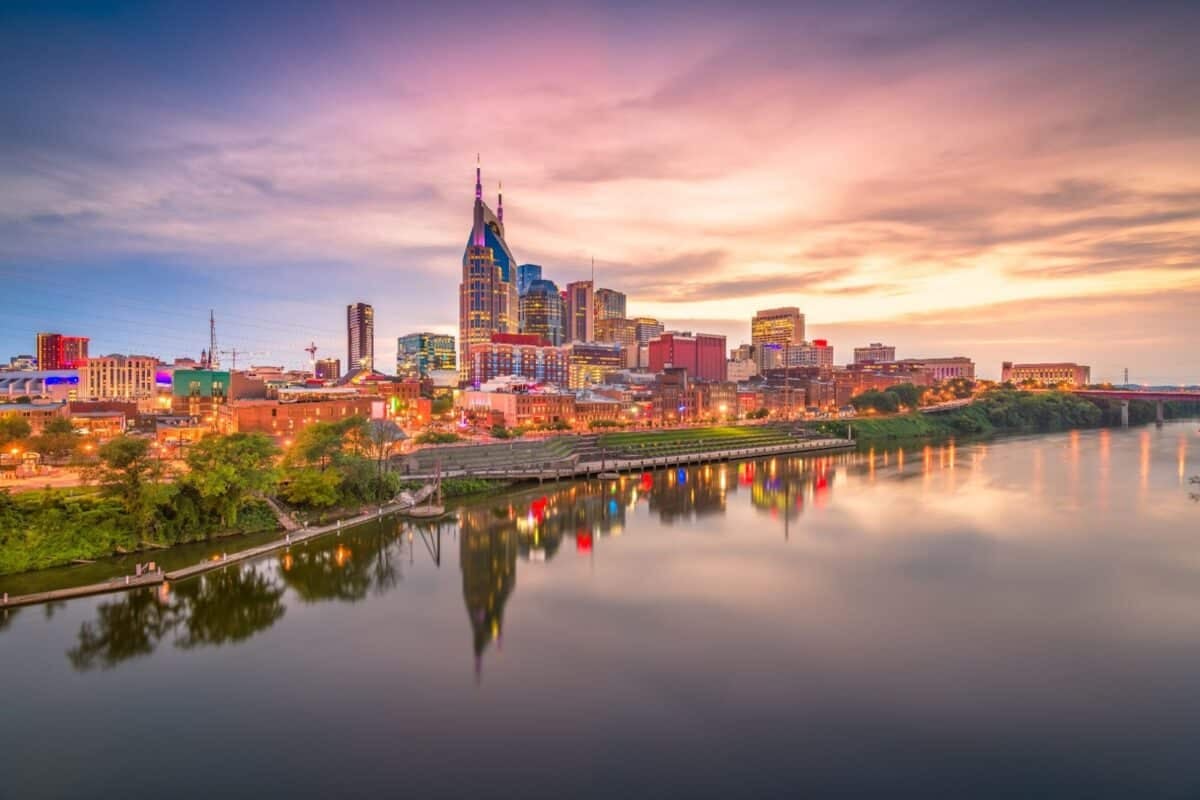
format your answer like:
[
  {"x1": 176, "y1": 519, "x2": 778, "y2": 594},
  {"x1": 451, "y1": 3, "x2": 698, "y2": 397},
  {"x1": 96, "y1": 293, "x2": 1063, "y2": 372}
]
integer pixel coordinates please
[
  {"x1": 565, "y1": 280, "x2": 594, "y2": 343},
  {"x1": 79, "y1": 354, "x2": 158, "y2": 402},
  {"x1": 459, "y1": 161, "x2": 519, "y2": 376},
  {"x1": 854, "y1": 343, "x2": 896, "y2": 364},
  {"x1": 751, "y1": 307, "x2": 804, "y2": 370},
  {"x1": 36, "y1": 332, "x2": 89, "y2": 370},
  {"x1": 468, "y1": 336, "x2": 569, "y2": 387},
  {"x1": 567, "y1": 342, "x2": 625, "y2": 389},
  {"x1": 594, "y1": 288, "x2": 627, "y2": 321},
  {"x1": 519, "y1": 279, "x2": 565, "y2": 346},
  {"x1": 634, "y1": 317, "x2": 665, "y2": 346},
  {"x1": 314, "y1": 358, "x2": 341, "y2": 381},
  {"x1": 595, "y1": 317, "x2": 638, "y2": 349},
  {"x1": 346, "y1": 302, "x2": 375, "y2": 372},
  {"x1": 783, "y1": 340, "x2": 834, "y2": 370},
  {"x1": 648, "y1": 332, "x2": 727, "y2": 382},
  {"x1": 517, "y1": 264, "x2": 542, "y2": 297},
  {"x1": 397, "y1": 332, "x2": 456, "y2": 378}
]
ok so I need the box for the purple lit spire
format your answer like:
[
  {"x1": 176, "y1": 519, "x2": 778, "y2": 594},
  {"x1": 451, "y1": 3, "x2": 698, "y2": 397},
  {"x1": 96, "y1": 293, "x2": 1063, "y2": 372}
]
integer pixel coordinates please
[{"x1": 471, "y1": 155, "x2": 486, "y2": 247}]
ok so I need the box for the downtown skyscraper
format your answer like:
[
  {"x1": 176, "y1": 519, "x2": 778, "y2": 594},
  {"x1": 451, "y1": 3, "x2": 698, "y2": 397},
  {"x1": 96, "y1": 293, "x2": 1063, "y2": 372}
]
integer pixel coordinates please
[
  {"x1": 347, "y1": 302, "x2": 375, "y2": 372},
  {"x1": 459, "y1": 161, "x2": 518, "y2": 376}
]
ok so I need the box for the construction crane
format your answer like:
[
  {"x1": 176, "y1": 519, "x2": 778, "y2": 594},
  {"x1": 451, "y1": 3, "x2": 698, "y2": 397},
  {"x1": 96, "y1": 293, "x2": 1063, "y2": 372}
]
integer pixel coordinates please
[{"x1": 219, "y1": 348, "x2": 267, "y2": 371}]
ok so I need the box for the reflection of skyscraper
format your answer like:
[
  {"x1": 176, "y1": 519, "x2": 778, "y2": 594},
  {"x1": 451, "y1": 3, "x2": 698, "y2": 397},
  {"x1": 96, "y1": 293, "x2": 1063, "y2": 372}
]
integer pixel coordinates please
[
  {"x1": 347, "y1": 302, "x2": 374, "y2": 372},
  {"x1": 460, "y1": 509, "x2": 518, "y2": 675}
]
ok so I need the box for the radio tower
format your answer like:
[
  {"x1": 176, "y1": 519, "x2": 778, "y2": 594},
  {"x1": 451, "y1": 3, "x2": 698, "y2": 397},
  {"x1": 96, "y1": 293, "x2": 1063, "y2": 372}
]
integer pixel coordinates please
[{"x1": 209, "y1": 310, "x2": 219, "y2": 369}]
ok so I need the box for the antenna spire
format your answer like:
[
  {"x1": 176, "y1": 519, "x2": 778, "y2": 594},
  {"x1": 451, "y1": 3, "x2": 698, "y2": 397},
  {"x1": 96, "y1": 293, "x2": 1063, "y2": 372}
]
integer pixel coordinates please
[
  {"x1": 475, "y1": 154, "x2": 482, "y2": 200},
  {"x1": 497, "y1": 180, "x2": 503, "y2": 224}
]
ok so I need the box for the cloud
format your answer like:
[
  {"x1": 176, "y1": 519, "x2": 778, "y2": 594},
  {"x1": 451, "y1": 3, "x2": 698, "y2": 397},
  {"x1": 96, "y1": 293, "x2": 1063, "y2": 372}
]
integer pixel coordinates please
[{"x1": 1, "y1": 1, "x2": 1199, "y2": 376}]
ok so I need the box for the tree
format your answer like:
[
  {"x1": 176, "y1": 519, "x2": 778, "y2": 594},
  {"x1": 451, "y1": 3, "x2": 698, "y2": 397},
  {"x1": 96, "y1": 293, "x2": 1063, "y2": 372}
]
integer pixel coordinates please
[
  {"x1": 30, "y1": 416, "x2": 79, "y2": 459},
  {"x1": 0, "y1": 415, "x2": 32, "y2": 447},
  {"x1": 363, "y1": 418, "x2": 406, "y2": 478},
  {"x1": 89, "y1": 436, "x2": 168, "y2": 529},
  {"x1": 287, "y1": 417, "x2": 366, "y2": 470},
  {"x1": 282, "y1": 467, "x2": 342, "y2": 508},
  {"x1": 184, "y1": 433, "x2": 279, "y2": 527},
  {"x1": 888, "y1": 383, "x2": 923, "y2": 409},
  {"x1": 431, "y1": 395, "x2": 454, "y2": 415}
]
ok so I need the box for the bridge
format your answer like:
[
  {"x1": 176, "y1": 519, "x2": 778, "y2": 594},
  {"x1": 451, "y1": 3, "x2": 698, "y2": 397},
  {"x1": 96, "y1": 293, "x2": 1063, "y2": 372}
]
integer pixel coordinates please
[{"x1": 1068, "y1": 389, "x2": 1200, "y2": 427}]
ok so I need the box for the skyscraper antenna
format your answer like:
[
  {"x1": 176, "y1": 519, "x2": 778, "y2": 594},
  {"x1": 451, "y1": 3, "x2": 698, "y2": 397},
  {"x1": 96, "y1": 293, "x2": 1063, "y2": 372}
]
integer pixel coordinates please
[
  {"x1": 475, "y1": 154, "x2": 482, "y2": 201},
  {"x1": 498, "y1": 180, "x2": 503, "y2": 224}
]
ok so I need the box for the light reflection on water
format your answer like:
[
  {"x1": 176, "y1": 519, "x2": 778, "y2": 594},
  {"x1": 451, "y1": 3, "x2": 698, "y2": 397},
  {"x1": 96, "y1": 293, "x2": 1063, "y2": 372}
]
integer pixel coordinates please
[{"x1": 2, "y1": 422, "x2": 1200, "y2": 799}]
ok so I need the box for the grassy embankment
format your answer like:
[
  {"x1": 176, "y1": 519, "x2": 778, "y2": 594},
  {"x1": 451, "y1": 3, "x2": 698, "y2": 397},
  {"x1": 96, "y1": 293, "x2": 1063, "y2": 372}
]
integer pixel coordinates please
[
  {"x1": 817, "y1": 390, "x2": 1199, "y2": 441},
  {"x1": 0, "y1": 487, "x2": 276, "y2": 575}
]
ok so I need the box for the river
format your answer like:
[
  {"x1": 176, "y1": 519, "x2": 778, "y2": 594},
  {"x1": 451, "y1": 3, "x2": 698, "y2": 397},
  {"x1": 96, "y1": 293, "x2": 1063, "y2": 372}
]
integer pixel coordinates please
[{"x1": 2, "y1": 422, "x2": 1198, "y2": 798}]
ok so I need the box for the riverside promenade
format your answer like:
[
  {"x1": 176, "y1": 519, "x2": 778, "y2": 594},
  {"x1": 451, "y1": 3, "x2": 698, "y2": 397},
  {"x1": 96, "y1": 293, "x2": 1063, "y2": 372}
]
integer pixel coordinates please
[
  {"x1": 1, "y1": 436, "x2": 853, "y2": 609},
  {"x1": 0, "y1": 501, "x2": 412, "y2": 609},
  {"x1": 407, "y1": 436, "x2": 856, "y2": 481}
]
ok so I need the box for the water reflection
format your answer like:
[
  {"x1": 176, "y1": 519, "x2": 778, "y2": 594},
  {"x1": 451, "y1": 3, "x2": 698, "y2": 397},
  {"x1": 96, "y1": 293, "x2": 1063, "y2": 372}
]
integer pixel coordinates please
[
  {"x1": 48, "y1": 427, "x2": 1200, "y2": 678},
  {"x1": 67, "y1": 566, "x2": 285, "y2": 670}
]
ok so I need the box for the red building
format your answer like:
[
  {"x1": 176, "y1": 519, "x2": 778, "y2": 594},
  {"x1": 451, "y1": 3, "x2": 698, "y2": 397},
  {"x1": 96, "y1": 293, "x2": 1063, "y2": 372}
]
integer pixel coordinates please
[
  {"x1": 648, "y1": 332, "x2": 727, "y2": 382},
  {"x1": 36, "y1": 333, "x2": 89, "y2": 369}
]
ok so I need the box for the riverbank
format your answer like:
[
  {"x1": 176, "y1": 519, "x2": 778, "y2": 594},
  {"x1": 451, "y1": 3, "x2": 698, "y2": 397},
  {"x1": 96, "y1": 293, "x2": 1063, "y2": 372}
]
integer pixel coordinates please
[
  {"x1": 0, "y1": 435, "x2": 854, "y2": 597},
  {"x1": 817, "y1": 390, "x2": 1200, "y2": 442}
]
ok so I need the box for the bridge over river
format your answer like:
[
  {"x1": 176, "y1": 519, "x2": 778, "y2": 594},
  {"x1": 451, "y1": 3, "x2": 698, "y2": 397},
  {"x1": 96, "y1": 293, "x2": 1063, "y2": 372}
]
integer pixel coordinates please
[{"x1": 1069, "y1": 389, "x2": 1200, "y2": 426}]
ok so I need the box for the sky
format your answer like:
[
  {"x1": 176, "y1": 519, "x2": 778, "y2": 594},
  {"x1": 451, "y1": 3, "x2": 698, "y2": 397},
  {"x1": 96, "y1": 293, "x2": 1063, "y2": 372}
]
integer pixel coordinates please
[{"x1": 1, "y1": 0, "x2": 1198, "y2": 382}]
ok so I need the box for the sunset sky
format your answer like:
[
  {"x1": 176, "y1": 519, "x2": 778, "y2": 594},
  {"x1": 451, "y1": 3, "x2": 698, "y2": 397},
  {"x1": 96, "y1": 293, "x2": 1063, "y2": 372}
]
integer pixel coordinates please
[{"x1": 2, "y1": 1, "x2": 1198, "y2": 381}]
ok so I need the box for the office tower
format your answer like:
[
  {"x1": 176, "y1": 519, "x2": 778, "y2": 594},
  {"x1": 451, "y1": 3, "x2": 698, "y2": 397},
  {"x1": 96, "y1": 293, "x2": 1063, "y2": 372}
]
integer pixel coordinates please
[
  {"x1": 519, "y1": 279, "x2": 565, "y2": 346},
  {"x1": 347, "y1": 302, "x2": 375, "y2": 372},
  {"x1": 517, "y1": 264, "x2": 542, "y2": 297},
  {"x1": 468, "y1": 336, "x2": 569, "y2": 387},
  {"x1": 36, "y1": 332, "x2": 89, "y2": 369},
  {"x1": 783, "y1": 339, "x2": 834, "y2": 369},
  {"x1": 751, "y1": 307, "x2": 804, "y2": 370},
  {"x1": 634, "y1": 317, "x2": 664, "y2": 346},
  {"x1": 459, "y1": 161, "x2": 519, "y2": 376},
  {"x1": 567, "y1": 342, "x2": 625, "y2": 389},
  {"x1": 565, "y1": 280, "x2": 594, "y2": 342},
  {"x1": 853, "y1": 343, "x2": 896, "y2": 364},
  {"x1": 397, "y1": 332, "x2": 457, "y2": 378},
  {"x1": 648, "y1": 332, "x2": 727, "y2": 382},
  {"x1": 594, "y1": 288, "x2": 627, "y2": 321},
  {"x1": 315, "y1": 358, "x2": 341, "y2": 381},
  {"x1": 79, "y1": 354, "x2": 157, "y2": 401}
]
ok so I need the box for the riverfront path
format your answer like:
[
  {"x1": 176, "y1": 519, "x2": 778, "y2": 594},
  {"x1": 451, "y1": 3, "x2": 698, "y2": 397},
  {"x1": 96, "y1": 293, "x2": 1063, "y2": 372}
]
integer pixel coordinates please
[
  {"x1": 1, "y1": 437, "x2": 854, "y2": 609},
  {"x1": 0, "y1": 501, "x2": 414, "y2": 609}
]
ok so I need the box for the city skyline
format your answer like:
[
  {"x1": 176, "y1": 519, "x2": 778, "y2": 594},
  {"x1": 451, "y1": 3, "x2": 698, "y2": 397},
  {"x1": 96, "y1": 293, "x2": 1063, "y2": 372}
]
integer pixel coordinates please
[{"x1": 1, "y1": 2, "x2": 1198, "y2": 382}]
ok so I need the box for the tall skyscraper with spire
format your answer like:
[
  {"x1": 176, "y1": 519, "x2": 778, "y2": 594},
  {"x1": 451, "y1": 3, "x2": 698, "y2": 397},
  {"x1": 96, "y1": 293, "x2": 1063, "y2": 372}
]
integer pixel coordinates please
[{"x1": 459, "y1": 158, "x2": 519, "y2": 378}]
